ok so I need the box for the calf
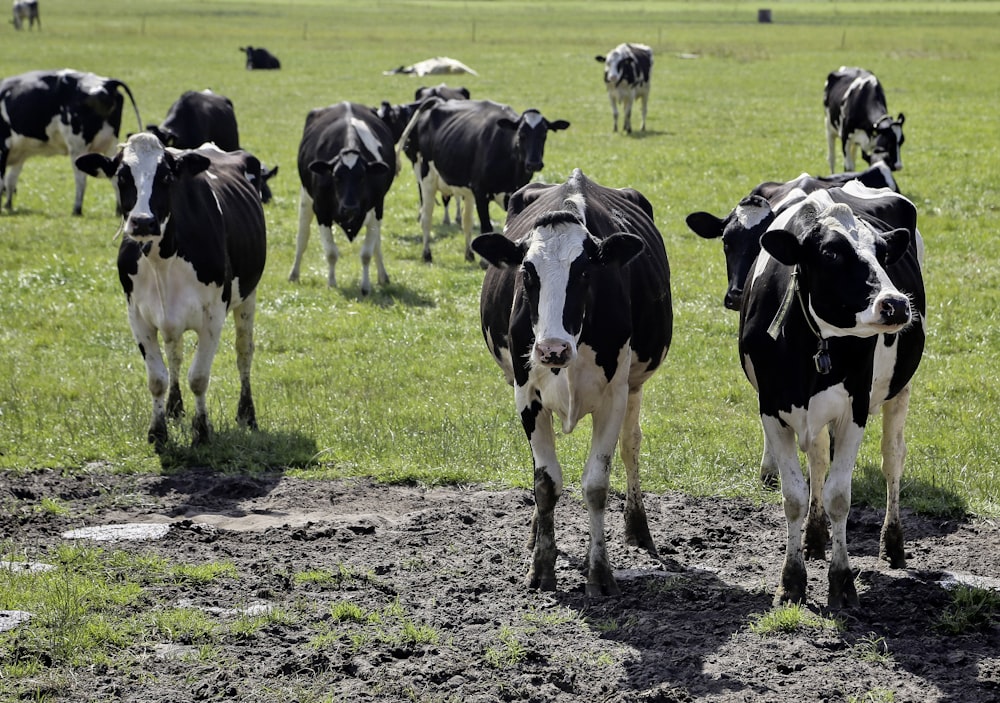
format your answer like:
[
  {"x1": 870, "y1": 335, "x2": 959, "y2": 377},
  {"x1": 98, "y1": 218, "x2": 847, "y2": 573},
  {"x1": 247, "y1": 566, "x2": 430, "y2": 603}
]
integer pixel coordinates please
[
  {"x1": 240, "y1": 46, "x2": 281, "y2": 70},
  {"x1": 401, "y1": 99, "x2": 569, "y2": 262},
  {"x1": 472, "y1": 169, "x2": 672, "y2": 595},
  {"x1": 76, "y1": 134, "x2": 267, "y2": 450},
  {"x1": 0, "y1": 69, "x2": 142, "y2": 214},
  {"x1": 739, "y1": 183, "x2": 925, "y2": 607},
  {"x1": 12, "y1": 0, "x2": 39, "y2": 29},
  {"x1": 289, "y1": 101, "x2": 396, "y2": 295},
  {"x1": 824, "y1": 66, "x2": 905, "y2": 172},
  {"x1": 595, "y1": 43, "x2": 652, "y2": 133}
]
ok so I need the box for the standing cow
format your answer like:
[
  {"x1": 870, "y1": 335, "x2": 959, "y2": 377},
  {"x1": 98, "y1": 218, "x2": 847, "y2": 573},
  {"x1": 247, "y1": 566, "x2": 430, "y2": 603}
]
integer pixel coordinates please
[
  {"x1": 240, "y1": 46, "x2": 281, "y2": 70},
  {"x1": 472, "y1": 169, "x2": 672, "y2": 596},
  {"x1": 824, "y1": 66, "x2": 905, "y2": 172},
  {"x1": 400, "y1": 99, "x2": 569, "y2": 263},
  {"x1": 0, "y1": 69, "x2": 142, "y2": 214},
  {"x1": 739, "y1": 183, "x2": 924, "y2": 607},
  {"x1": 76, "y1": 134, "x2": 267, "y2": 450},
  {"x1": 595, "y1": 43, "x2": 652, "y2": 134},
  {"x1": 289, "y1": 101, "x2": 396, "y2": 295},
  {"x1": 11, "y1": 0, "x2": 39, "y2": 29}
]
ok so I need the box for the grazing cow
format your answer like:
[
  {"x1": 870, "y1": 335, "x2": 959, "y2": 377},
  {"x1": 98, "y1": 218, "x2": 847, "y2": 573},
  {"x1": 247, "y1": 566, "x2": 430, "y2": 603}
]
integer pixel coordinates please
[
  {"x1": 824, "y1": 66, "x2": 905, "y2": 172},
  {"x1": 686, "y1": 163, "x2": 898, "y2": 311},
  {"x1": 383, "y1": 57, "x2": 478, "y2": 77},
  {"x1": 240, "y1": 46, "x2": 281, "y2": 70},
  {"x1": 75, "y1": 134, "x2": 267, "y2": 450},
  {"x1": 400, "y1": 99, "x2": 569, "y2": 262},
  {"x1": 289, "y1": 101, "x2": 396, "y2": 295},
  {"x1": 11, "y1": 0, "x2": 39, "y2": 30},
  {"x1": 595, "y1": 43, "x2": 652, "y2": 134},
  {"x1": 147, "y1": 90, "x2": 240, "y2": 152},
  {"x1": 738, "y1": 182, "x2": 925, "y2": 607},
  {"x1": 472, "y1": 169, "x2": 673, "y2": 596},
  {"x1": 0, "y1": 69, "x2": 142, "y2": 215}
]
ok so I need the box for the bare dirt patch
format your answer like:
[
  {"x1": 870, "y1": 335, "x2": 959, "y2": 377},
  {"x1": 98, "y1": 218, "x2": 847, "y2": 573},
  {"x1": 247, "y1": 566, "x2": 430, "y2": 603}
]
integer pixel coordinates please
[{"x1": 3, "y1": 468, "x2": 1000, "y2": 702}]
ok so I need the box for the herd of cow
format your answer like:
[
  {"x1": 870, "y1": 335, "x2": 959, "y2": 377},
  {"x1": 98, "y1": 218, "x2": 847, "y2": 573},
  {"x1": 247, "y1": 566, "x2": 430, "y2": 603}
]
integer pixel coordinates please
[{"x1": 0, "y1": 44, "x2": 923, "y2": 608}]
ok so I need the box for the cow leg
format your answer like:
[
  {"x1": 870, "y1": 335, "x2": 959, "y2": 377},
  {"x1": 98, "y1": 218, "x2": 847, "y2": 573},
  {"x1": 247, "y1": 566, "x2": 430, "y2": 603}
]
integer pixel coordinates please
[
  {"x1": 622, "y1": 93, "x2": 634, "y2": 134},
  {"x1": 317, "y1": 224, "x2": 340, "y2": 289},
  {"x1": 187, "y1": 312, "x2": 225, "y2": 447},
  {"x1": 418, "y1": 165, "x2": 437, "y2": 263},
  {"x1": 803, "y1": 425, "x2": 831, "y2": 560},
  {"x1": 639, "y1": 90, "x2": 648, "y2": 132},
  {"x1": 359, "y1": 212, "x2": 389, "y2": 295},
  {"x1": 71, "y1": 164, "x2": 88, "y2": 216},
  {"x1": 825, "y1": 420, "x2": 865, "y2": 608},
  {"x1": 843, "y1": 135, "x2": 858, "y2": 172},
  {"x1": 759, "y1": 431, "x2": 779, "y2": 488},
  {"x1": 471, "y1": 195, "x2": 494, "y2": 262},
  {"x1": 288, "y1": 187, "x2": 314, "y2": 282},
  {"x1": 233, "y1": 293, "x2": 258, "y2": 431},
  {"x1": 619, "y1": 387, "x2": 656, "y2": 555},
  {"x1": 441, "y1": 195, "x2": 452, "y2": 226},
  {"x1": 825, "y1": 117, "x2": 838, "y2": 173},
  {"x1": 164, "y1": 334, "x2": 185, "y2": 421},
  {"x1": 130, "y1": 312, "x2": 170, "y2": 450},
  {"x1": 3, "y1": 163, "x2": 24, "y2": 210},
  {"x1": 763, "y1": 415, "x2": 809, "y2": 604},
  {"x1": 879, "y1": 385, "x2": 910, "y2": 568},
  {"x1": 607, "y1": 92, "x2": 619, "y2": 132},
  {"x1": 521, "y1": 400, "x2": 562, "y2": 592}
]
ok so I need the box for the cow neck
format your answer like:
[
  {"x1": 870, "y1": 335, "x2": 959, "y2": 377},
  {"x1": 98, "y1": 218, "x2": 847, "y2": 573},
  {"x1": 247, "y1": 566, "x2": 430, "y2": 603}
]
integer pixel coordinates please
[{"x1": 766, "y1": 266, "x2": 832, "y2": 375}]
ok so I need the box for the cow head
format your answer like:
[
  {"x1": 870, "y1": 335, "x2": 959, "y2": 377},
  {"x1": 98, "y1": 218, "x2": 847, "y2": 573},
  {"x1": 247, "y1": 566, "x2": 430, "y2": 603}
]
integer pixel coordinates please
[
  {"x1": 868, "y1": 113, "x2": 905, "y2": 171},
  {"x1": 760, "y1": 200, "x2": 913, "y2": 337},
  {"x1": 687, "y1": 194, "x2": 775, "y2": 311},
  {"x1": 146, "y1": 124, "x2": 176, "y2": 147},
  {"x1": 473, "y1": 207, "x2": 643, "y2": 368},
  {"x1": 308, "y1": 148, "x2": 389, "y2": 227},
  {"x1": 375, "y1": 101, "x2": 417, "y2": 142},
  {"x1": 260, "y1": 164, "x2": 278, "y2": 204},
  {"x1": 596, "y1": 46, "x2": 636, "y2": 86},
  {"x1": 75, "y1": 133, "x2": 210, "y2": 240},
  {"x1": 496, "y1": 110, "x2": 570, "y2": 175}
]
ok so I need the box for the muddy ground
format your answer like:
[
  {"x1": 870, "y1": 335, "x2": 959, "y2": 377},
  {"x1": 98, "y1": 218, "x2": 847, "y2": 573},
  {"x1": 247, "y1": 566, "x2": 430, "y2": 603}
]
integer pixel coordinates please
[{"x1": 2, "y1": 467, "x2": 999, "y2": 702}]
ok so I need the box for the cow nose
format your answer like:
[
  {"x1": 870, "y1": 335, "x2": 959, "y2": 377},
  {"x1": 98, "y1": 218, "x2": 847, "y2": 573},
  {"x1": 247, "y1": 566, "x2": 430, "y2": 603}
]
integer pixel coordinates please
[
  {"x1": 525, "y1": 160, "x2": 543, "y2": 173},
  {"x1": 878, "y1": 296, "x2": 911, "y2": 325},
  {"x1": 127, "y1": 214, "x2": 159, "y2": 237},
  {"x1": 724, "y1": 288, "x2": 743, "y2": 311},
  {"x1": 535, "y1": 339, "x2": 573, "y2": 367}
]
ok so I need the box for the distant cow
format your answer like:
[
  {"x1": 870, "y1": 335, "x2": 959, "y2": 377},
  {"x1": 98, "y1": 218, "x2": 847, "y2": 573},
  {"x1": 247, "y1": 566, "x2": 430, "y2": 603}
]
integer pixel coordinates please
[
  {"x1": 824, "y1": 66, "x2": 905, "y2": 172},
  {"x1": 739, "y1": 182, "x2": 925, "y2": 607},
  {"x1": 595, "y1": 43, "x2": 652, "y2": 133},
  {"x1": 289, "y1": 101, "x2": 396, "y2": 295},
  {"x1": 12, "y1": 0, "x2": 39, "y2": 30},
  {"x1": 686, "y1": 163, "x2": 898, "y2": 311},
  {"x1": 400, "y1": 99, "x2": 569, "y2": 262},
  {"x1": 472, "y1": 169, "x2": 672, "y2": 595},
  {"x1": 76, "y1": 134, "x2": 267, "y2": 450},
  {"x1": 0, "y1": 69, "x2": 142, "y2": 214},
  {"x1": 240, "y1": 46, "x2": 281, "y2": 70},
  {"x1": 383, "y1": 57, "x2": 477, "y2": 77}
]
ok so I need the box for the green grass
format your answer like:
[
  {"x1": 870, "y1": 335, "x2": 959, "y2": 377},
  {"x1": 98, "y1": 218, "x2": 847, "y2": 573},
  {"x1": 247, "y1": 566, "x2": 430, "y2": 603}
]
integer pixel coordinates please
[
  {"x1": 748, "y1": 603, "x2": 844, "y2": 635},
  {"x1": 1, "y1": 0, "x2": 999, "y2": 517}
]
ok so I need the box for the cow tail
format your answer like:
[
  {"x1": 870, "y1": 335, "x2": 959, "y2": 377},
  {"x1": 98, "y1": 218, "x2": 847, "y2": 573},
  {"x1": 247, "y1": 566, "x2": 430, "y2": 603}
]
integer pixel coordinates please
[
  {"x1": 109, "y1": 80, "x2": 143, "y2": 135},
  {"x1": 393, "y1": 96, "x2": 442, "y2": 175}
]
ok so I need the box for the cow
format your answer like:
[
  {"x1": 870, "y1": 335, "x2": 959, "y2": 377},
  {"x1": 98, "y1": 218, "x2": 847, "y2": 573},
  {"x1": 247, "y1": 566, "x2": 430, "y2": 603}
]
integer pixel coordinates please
[
  {"x1": 11, "y1": 0, "x2": 39, "y2": 30},
  {"x1": 288, "y1": 101, "x2": 396, "y2": 295},
  {"x1": 738, "y1": 182, "x2": 925, "y2": 607},
  {"x1": 595, "y1": 43, "x2": 652, "y2": 134},
  {"x1": 0, "y1": 69, "x2": 142, "y2": 215},
  {"x1": 75, "y1": 134, "x2": 267, "y2": 451},
  {"x1": 824, "y1": 66, "x2": 905, "y2": 173},
  {"x1": 240, "y1": 46, "x2": 281, "y2": 70},
  {"x1": 398, "y1": 99, "x2": 569, "y2": 263},
  {"x1": 471, "y1": 168, "x2": 673, "y2": 596},
  {"x1": 383, "y1": 57, "x2": 478, "y2": 77},
  {"x1": 686, "y1": 163, "x2": 899, "y2": 311}
]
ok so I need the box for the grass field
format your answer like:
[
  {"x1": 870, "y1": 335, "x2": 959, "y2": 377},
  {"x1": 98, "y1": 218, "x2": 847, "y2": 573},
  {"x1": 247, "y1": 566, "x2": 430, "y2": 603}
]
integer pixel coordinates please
[{"x1": 1, "y1": 0, "x2": 999, "y2": 516}]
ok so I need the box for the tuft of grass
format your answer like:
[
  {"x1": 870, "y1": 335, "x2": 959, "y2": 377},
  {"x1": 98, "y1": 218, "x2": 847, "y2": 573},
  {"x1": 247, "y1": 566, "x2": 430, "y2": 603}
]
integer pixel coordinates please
[
  {"x1": 170, "y1": 561, "x2": 238, "y2": 585},
  {"x1": 147, "y1": 608, "x2": 219, "y2": 645},
  {"x1": 748, "y1": 603, "x2": 844, "y2": 636},
  {"x1": 935, "y1": 585, "x2": 1000, "y2": 634},
  {"x1": 852, "y1": 633, "x2": 893, "y2": 664},
  {"x1": 484, "y1": 626, "x2": 528, "y2": 669},
  {"x1": 848, "y1": 690, "x2": 896, "y2": 703}
]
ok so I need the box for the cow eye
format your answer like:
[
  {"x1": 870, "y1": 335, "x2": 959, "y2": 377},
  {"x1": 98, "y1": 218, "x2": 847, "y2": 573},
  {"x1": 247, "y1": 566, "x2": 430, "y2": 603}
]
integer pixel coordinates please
[{"x1": 521, "y1": 266, "x2": 538, "y2": 291}]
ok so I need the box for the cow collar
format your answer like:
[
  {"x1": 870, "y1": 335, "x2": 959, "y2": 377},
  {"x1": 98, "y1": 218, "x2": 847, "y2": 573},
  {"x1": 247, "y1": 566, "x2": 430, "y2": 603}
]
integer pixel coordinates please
[{"x1": 766, "y1": 266, "x2": 832, "y2": 375}]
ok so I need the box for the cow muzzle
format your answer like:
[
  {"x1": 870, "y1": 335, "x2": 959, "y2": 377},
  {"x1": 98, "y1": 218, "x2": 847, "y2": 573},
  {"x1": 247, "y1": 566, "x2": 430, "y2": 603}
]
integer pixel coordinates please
[
  {"x1": 534, "y1": 338, "x2": 575, "y2": 367},
  {"x1": 877, "y1": 294, "x2": 912, "y2": 327},
  {"x1": 525, "y1": 160, "x2": 544, "y2": 174},
  {"x1": 126, "y1": 214, "x2": 160, "y2": 238}
]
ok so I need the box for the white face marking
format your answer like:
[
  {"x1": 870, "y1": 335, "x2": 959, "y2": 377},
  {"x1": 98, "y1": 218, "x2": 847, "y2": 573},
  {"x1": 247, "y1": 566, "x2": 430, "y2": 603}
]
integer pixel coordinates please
[
  {"x1": 522, "y1": 111, "x2": 544, "y2": 130},
  {"x1": 340, "y1": 151, "x2": 360, "y2": 170},
  {"x1": 735, "y1": 200, "x2": 771, "y2": 229},
  {"x1": 349, "y1": 115, "x2": 383, "y2": 160},
  {"x1": 122, "y1": 133, "x2": 166, "y2": 235},
  {"x1": 524, "y1": 221, "x2": 587, "y2": 361}
]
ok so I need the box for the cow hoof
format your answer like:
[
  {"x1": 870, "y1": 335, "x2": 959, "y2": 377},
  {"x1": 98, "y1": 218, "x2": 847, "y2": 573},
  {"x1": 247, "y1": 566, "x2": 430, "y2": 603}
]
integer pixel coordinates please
[
  {"x1": 288, "y1": 271, "x2": 300, "y2": 283},
  {"x1": 526, "y1": 571, "x2": 556, "y2": 592},
  {"x1": 148, "y1": 420, "x2": 168, "y2": 453},
  {"x1": 880, "y1": 522, "x2": 906, "y2": 569},
  {"x1": 585, "y1": 579, "x2": 621, "y2": 598},
  {"x1": 777, "y1": 560, "x2": 808, "y2": 605},
  {"x1": 72, "y1": 208, "x2": 83, "y2": 216},
  {"x1": 827, "y1": 568, "x2": 859, "y2": 608},
  {"x1": 465, "y1": 249, "x2": 476, "y2": 263},
  {"x1": 422, "y1": 250, "x2": 433, "y2": 263},
  {"x1": 191, "y1": 415, "x2": 211, "y2": 447}
]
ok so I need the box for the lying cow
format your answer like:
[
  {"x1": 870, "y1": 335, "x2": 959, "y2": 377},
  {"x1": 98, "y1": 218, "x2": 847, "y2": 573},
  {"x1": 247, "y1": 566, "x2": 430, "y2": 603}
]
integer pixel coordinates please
[
  {"x1": 739, "y1": 182, "x2": 925, "y2": 607},
  {"x1": 76, "y1": 134, "x2": 267, "y2": 450},
  {"x1": 595, "y1": 43, "x2": 652, "y2": 133},
  {"x1": 472, "y1": 169, "x2": 673, "y2": 596},
  {"x1": 240, "y1": 46, "x2": 281, "y2": 70},
  {"x1": 399, "y1": 99, "x2": 569, "y2": 262},
  {"x1": 12, "y1": 0, "x2": 39, "y2": 30},
  {"x1": 824, "y1": 66, "x2": 905, "y2": 172},
  {"x1": 289, "y1": 101, "x2": 396, "y2": 295},
  {"x1": 383, "y1": 57, "x2": 477, "y2": 77},
  {"x1": 0, "y1": 69, "x2": 142, "y2": 215}
]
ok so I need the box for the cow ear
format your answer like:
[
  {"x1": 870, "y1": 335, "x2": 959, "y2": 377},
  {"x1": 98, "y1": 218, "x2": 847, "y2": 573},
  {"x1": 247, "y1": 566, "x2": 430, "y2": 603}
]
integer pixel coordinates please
[
  {"x1": 75, "y1": 153, "x2": 116, "y2": 178},
  {"x1": 545, "y1": 120, "x2": 570, "y2": 132},
  {"x1": 596, "y1": 233, "x2": 645, "y2": 266},
  {"x1": 897, "y1": 113, "x2": 905, "y2": 125},
  {"x1": 496, "y1": 117, "x2": 518, "y2": 131},
  {"x1": 175, "y1": 152, "x2": 211, "y2": 178},
  {"x1": 308, "y1": 159, "x2": 334, "y2": 175},
  {"x1": 595, "y1": 55, "x2": 606, "y2": 62},
  {"x1": 685, "y1": 211, "x2": 725, "y2": 239},
  {"x1": 881, "y1": 227, "x2": 912, "y2": 265},
  {"x1": 760, "y1": 229, "x2": 801, "y2": 266},
  {"x1": 471, "y1": 233, "x2": 525, "y2": 268}
]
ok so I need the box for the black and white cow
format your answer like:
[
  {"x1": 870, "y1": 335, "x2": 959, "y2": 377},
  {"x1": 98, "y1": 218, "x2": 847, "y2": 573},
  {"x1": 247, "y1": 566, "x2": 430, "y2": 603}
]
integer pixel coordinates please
[
  {"x1": 686, "y1": 163, "x2": 899, "y2": 311},
  {"x1": 75, "y1": 134, "x2": 267, "y2": 450},
  {"x1": 738, "y1": 182, "x2": 924, "y2": 607},
  {"x1": 472, "y1": 169, "x2": 672, "y2": 596},
  {"x1": 595, "y1": 43, "x2": 652, "y2": 134},
  {"x1": 240, "y1": 46, "x2": 281, "y2": 70},
  {"x1": 12, "y1": 0, "x2": 39, "y2": 30},
  {"x1": 289, "y1": 101, "x2": 396, "y2": 295},
  {"x1": 400, "y1": 99, "x2": 569, "y2": 262},
  {"x1": 824, "y1": 66, "x2": 905, "y2": 173},
  {"x1": 0, "y1": 69, "x2": 142, "y2": 214},
  {"x1": 382, "y1": 57, "x2": 478, "y2": 77}
]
